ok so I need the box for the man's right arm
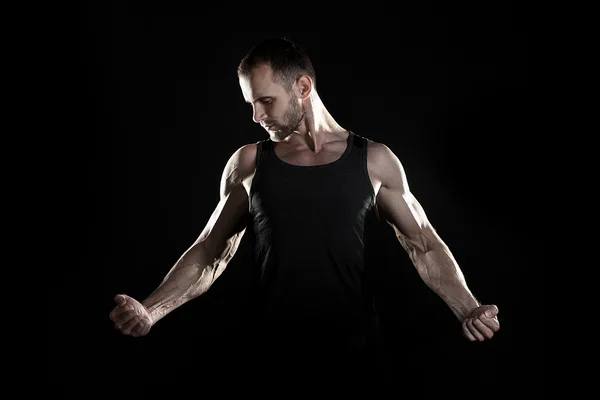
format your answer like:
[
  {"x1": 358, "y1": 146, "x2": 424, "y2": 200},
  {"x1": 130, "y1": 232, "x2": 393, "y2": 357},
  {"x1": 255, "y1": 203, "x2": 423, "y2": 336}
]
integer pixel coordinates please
[{"x1": 110, "y1": 144, "x2": 257, "y2": 334}]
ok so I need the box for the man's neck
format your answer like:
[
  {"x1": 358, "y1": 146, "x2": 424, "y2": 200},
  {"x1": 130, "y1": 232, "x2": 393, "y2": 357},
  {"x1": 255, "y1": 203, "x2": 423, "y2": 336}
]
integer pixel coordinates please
[{"x1": 286, "y1": 95, "x2": 345, "y2": 153}]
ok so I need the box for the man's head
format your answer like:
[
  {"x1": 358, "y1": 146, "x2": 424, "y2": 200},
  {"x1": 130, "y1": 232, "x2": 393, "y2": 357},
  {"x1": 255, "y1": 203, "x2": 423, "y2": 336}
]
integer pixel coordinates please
[{"x1": 238, "y1": 37, "x2": 316, "y2": 141}]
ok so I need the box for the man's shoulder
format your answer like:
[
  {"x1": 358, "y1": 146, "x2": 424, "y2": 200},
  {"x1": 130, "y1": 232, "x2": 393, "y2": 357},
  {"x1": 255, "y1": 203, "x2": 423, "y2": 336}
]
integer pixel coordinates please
[
  {"x1": 365, "y1": 138, "x2": 385, "y2": 150},
  {"x1": 365, "y1": 138, "x2": 397, "y2": 164},
  {"x1": 223, "y1": 142, "x2": 259, "y2": 179},
  {"x1": 235, "y1": 142, "x2": 259, "y2": 159}
]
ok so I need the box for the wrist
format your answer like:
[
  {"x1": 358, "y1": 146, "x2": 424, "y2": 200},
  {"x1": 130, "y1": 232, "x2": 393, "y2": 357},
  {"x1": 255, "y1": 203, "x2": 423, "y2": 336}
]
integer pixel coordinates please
[
  {"x1": 458, "y1": 301, "x2": 481, "y2": 321},
  {"x1": 142, "y1": 300, "x2": 161, "y2": 325}
]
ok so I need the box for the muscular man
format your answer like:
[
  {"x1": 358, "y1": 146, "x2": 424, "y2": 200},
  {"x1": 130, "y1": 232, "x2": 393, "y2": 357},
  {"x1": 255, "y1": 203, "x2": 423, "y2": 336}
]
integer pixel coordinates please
[{"x1": 109, "y1": 37, "x2": 499, "y2": 392}]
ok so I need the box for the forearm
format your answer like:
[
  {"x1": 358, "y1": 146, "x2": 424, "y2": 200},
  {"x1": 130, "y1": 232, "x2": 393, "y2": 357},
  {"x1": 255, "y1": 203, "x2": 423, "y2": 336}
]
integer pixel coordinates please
[
  {"x1": 142, "y1": 232, "x2": 243, "y2": 324},
  {"x1": 399, "y1": 234, "x2": 480, "y2": 321}
]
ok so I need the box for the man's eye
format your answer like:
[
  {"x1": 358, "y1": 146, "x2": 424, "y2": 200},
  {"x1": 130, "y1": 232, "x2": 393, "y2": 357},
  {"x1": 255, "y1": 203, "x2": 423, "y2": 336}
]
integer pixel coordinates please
[{"x1": 261, "y1": 99, "x2": 273, "y2": 104}]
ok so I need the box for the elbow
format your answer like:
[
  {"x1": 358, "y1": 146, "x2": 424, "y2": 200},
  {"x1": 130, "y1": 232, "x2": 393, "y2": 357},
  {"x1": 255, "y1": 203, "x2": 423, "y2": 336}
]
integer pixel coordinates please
[
  {"x1": 398, "y1": 226, "x2": 437, "y2": 255},
  {"x1": 399, "y1": 228, "x2": 447, "y2": 274},
  {"x1": 195, "y1": 237, "x2": 230, "y2": 282},
  {"x1": 196, "y1": 237, "x2": 220, "y2": 265}
]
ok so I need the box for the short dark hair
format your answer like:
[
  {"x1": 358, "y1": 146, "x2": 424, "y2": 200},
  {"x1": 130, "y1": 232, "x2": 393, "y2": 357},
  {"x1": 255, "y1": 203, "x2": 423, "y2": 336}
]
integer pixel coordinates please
[{"x1": 237, "y1": 36, "x2": 317, "y2": 91}]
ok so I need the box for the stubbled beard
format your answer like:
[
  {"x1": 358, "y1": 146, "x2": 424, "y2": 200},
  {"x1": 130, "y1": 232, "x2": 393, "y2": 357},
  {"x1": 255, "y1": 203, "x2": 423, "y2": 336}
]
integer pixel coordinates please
[{"x1": 270, "y1": 96, "x2": 305, "y2": 141}]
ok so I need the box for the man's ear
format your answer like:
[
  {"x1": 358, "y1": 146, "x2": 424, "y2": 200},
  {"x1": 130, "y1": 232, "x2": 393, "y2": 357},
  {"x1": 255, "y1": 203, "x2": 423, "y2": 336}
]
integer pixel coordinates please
[{"x1": 294, "y1": 74, "x2": 313, "y2": 100}]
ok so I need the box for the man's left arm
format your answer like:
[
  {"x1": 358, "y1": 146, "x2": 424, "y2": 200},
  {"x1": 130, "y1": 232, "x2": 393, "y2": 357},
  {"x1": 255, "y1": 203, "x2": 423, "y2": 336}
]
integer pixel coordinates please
[{"x1": 370, "y1": 142, "x2": 500, "y2": 341}]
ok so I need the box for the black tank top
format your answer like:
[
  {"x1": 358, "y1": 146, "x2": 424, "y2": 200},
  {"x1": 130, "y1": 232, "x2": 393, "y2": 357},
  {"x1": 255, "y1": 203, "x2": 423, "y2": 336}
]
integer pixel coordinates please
[{"x1": 247, "y1": 131, "x2": 380, "y2": 341}]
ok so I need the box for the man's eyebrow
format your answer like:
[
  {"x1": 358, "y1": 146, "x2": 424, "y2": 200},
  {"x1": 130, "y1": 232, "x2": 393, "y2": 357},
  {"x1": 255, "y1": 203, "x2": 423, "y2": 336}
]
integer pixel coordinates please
[{"x1": 246, "y1": 96, "x2": 272, "y2": 104}]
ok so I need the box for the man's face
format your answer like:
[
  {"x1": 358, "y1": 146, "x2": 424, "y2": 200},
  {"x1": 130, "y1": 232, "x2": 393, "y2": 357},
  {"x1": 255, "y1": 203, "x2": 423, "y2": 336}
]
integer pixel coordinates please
[{"x1": 239, "y1": 64, "x2": 305, "y2": 142}]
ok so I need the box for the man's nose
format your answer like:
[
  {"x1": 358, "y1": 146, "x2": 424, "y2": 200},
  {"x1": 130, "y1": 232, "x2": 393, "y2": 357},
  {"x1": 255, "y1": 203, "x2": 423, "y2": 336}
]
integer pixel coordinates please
[{"x1": 252, "y1": 105, "x2": 267, "y2": 124}]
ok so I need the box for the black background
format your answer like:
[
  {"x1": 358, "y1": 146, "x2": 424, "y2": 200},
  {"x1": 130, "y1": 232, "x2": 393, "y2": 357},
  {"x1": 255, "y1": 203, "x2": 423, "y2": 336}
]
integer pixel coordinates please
[{"x1": 55, "y1": 2, "x2": 542, "y2": 398}]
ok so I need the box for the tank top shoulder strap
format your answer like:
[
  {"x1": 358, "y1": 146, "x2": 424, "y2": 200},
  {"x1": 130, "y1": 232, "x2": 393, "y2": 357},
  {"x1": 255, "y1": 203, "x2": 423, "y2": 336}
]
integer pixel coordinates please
[
  {"x1": 346, "y1": 131, "x2": 375, "y2": 199},
  {"x1": 348, "y1": 130, "x2": 370, "y2": 150},
  {"x1": 254, "y1": 138, "x2": 272, "y2": 167},
  {"x1": 251, "y1": 139, "x2": 270, "y2": 197},
  {"x1": 348, "y1": 130, "x2": 370, "y2": 169}
]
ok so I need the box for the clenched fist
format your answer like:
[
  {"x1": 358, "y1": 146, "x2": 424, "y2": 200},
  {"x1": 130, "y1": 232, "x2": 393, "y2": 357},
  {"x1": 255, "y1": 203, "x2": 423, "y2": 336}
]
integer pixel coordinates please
[
  {"x1": 462, "y1": 304, "x2": 500, "y2": 342},
  {"x1": 109, "y1": 294, "x2": 153, "y2": 337}
]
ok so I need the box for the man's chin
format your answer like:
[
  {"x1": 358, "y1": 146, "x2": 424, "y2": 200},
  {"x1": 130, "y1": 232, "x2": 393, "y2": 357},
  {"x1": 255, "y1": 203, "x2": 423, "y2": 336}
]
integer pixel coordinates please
[{"x1": 269, "y1": 130, "x2": 292, "y2": 142}]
